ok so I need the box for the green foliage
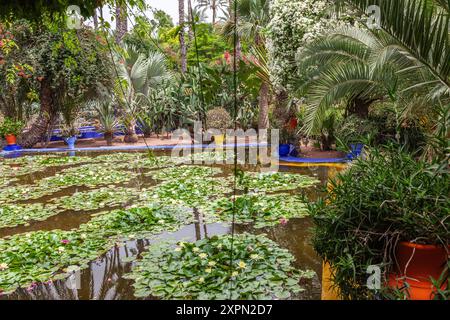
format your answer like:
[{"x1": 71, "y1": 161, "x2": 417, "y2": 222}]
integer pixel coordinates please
[
  {"x1": 125, "y1": 233, "x2": 315, "y2": 299},
  {"x1": 235, "y1": 171, "x2": 319, "y2": 193},
  {"x1": 151, "y1": 165, "x2": 222, "y2": 181},
  {"x1": 309, "y1": 147, "x2": 450, "y2": 299},
  {"x1": 0, "y1": 117, "x2": 23, "y2": 137},
  {"x1": 52, "y1": 187, "x2": 138, "y2": 211},
  {"x1": 202, "y1": 194, "x2": 309, "y2": 228},
  {"x1": 0, "y1": 203, "x2": 191, "y2": 293},
  {"x1": 206, "y1": 107, "x2": 232, "y2": 130},
  {"x1": 0, "y1": 203, "x2": 61, "y2": 229}
]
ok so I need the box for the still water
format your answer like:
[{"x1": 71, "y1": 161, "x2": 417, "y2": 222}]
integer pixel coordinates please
[{"x1": 0, "y1": 150, "x2": 343, "y2": 300}]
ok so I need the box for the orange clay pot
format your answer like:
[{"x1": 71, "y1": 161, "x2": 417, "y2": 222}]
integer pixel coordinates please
[
  {"x1": 5, "y1": 134, "x2": 17, "y2": 145},
  {"x1": 388, "y1": 241, "x2": 449, "y2": 300}
]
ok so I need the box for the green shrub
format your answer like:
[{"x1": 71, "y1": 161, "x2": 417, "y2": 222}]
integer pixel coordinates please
[
  {"x1": 206, "y1": 107, "x2": 232, "y2": 131},
  {"x1": 0, "y1": 117, "x2": 24, "y2": 137},
  {"x1": 309, "y1": 147, "x2": 449, "y2": 299}
]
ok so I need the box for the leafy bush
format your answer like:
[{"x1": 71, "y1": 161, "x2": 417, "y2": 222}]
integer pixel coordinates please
[
  {"x1": 206, "y1": 107, "x2": 232, "y2": 131},
  {"x1": 309, "y1": 147, "x2": 449, "y2": 299},
  {"x1": 335, "y1": 115, "x2": 378, "y2": 150},
  {"x1": 0, "y1": 117, "x2": 24, "y2": 137}
]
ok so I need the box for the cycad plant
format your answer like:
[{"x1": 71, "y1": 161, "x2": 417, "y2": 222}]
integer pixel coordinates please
[
  {"x1": 114, "y1": 46, "x2": 171, "y2": 143},
  {"x1": 296, "y1": 19, "x2": 449, "y2": 139},
  {"x1": 91, "y1": 100, "x2": 120, "y2": 146}
]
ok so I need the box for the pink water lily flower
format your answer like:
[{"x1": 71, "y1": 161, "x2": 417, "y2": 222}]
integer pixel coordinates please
[
  {"x1": 60, "y1": 239, "x2": 70, "y2": 244},
  {"x1": 279, "y1": 218, "x2": 288, "y2": 225}
]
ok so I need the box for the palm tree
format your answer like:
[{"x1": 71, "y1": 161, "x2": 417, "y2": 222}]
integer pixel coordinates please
[
  {"x1": 222, "y1": 0, "x2": 271, "y2": 129},
  {"x1": 114, "y1": 47, "x2": 171, "y2": 143},
  {"x1": 196, "y1": 0, "x2": 228, "y2": 25},
  {"x1": 179, "y1": 0, "x2": 187, "y2": 73},
  {"x1": 296, "y1": 0, "x2": 450, "y2": 135},
  {"x1": 115, "y1": 0, "x2": 128, "y2": 44}
]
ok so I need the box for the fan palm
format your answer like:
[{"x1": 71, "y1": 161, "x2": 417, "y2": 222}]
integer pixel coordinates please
[
  {"x1": 196, "y1": 0, "x2": 229, "y2": 24},
  {"x1": 114, "y1": 46, "x2": 171, "y2": 142}
]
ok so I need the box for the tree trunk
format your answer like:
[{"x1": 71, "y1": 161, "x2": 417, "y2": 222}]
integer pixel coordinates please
[
  {"x1": 93, "y1": 9, "x2": 99, "y2": 30},
  {"x1": 212, "y1": 0, "x2": 217, "y2": 25},
  {"x1": 321, "y1": 134, "x2": 333, "y2": 151},
  {"x1": 179, "y1": 0, "x2": 187, "y2": 73},
  {"x1": 229, "y1": 0, "x2": 241, "y2": 61},
  {"x1": 347, "y1": 98, "x2": 373, "y2": 119},
  {"x1": 115, "y1": 1, "x2": 128, "y2": 44},
  {"x1": 258, "y1": 82, "x2": 270, "y2": 129},
  {"x1": 104, "y1": 132, "x2": 114, "y2": 146},
  {"x1": 187, "y1": 0, "x2": 194, "y2": 42},
  {"x1": 124, "y1": 121, "x2": 139, "y2": 143},
  {"x1": 21, "y1": 79, "x2": 55, "y2": 148}
]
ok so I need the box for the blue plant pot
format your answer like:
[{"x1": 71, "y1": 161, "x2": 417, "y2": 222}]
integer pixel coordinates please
[
  {"x1": 279, "y1": 144, "x2": 291, "y2": 157},
  {"x1": 64, "y1": 136, "x2": 77, "y2": 149},
  {"x1": 3, "y1": 144, "x2": 22, "y2": 152}
]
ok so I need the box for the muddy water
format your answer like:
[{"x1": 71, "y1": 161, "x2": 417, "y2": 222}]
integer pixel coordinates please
[{"x1": 0, "y1": 150, "x2": 342, "y2": 300}]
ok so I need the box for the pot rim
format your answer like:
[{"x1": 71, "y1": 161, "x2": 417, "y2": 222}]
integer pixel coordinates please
[{"x1": 399, "y1": 241, "x2": 450, "y2": 251}]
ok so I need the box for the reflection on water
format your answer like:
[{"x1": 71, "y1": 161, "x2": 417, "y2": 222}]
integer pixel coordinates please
[{"x1": 0, "y1": 151, "x2": 343, "y2": 300}]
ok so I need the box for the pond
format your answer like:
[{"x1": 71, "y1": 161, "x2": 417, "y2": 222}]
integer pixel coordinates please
[{"x1": 0, "y1": 150, "x2": 343, "y2": 300}]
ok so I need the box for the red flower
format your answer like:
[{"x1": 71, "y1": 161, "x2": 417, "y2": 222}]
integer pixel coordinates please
[{"x1": 61, "y1": 239, "x2": 70, "y2": 244}]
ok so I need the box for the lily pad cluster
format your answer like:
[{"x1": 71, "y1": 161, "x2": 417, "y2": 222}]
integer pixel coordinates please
[
  {"x1": 0, "y1": 204, "x2": 193, "y2": 293},
  {"x1": 40, "y1": 164, "x2": 138, "y2": 188},
  {"x1": 141, "y1": 177, "x2": 233, "y2": 207},
  {"x1": 201, "y1": 194, "x2": 309, "y2": 228},
  {"x1": 150, "y1": 165, "x2": 223, "y2": 181},
  {"x1": 0, "y1": 203, "x2": 61, "y2": 229},
  {"x1": 0, "y1": 184, "x2": 62, "y2": 204},
  {"x1": 125, "y1": 233, "x2": 315, "y2": 299},
  {"x1": 235, "y1": 172, "x2": 319, "y2": 193},
  {"x1": 52, "y1": 187, "x2": 138, "y2": 211}
]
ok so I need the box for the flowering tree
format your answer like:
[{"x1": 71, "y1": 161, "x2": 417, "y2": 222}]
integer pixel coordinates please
[{"x1": 267, "y1": 0, "x2": 346, "y2": 90}]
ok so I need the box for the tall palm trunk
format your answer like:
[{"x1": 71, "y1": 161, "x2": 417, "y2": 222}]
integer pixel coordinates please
[
  {"x1": 179, "y1": 0, "x2": 187, "y2": 73},
  {"x1": 212, "y1": 0, "x2": 217, "y2": 25},
  {"x1": 229, "y1": 0, "x2": 241, "y2": 60},
  {"x1": 93, "y1": 9, "x2": 99, "y2": 30},
  {"x1": 115, "y1": 1, "x2": 128, "y2": 44},
  {"x1": 258, "y1": 82, "x2": 270, "y2": 129},
  {"x1": 21, "y1": 78, "x2": 56, "y2": 148}
]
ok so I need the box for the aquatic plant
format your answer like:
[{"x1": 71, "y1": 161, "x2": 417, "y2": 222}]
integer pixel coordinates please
[
  {"x1": 52, "y1": 187, "x2": 138, "y2": 211},
  {"x1": 150, "y1": 165, "x2": 223, "y2": 181},
  {"x1": 125, "y1": 233, "x2": 315, "y2": 299},
  {"x1": 142, "y1": 177, "x2": 233, "y2": 208},
  {"x1": 202, "y1": 194, "x2": 309, "y2": 228},
  {"x1": 0, "y1": 203, "x2": 61, "y2": 228},
  {"x1": 0, "y1": 204, "x2": 193, "y2": 293},
  {"x1": 235, "y1": 171, "x2": 319, "y2": 193},
  {"x1": 40, "y1": 164, "x2": 138, "y2": 188}
]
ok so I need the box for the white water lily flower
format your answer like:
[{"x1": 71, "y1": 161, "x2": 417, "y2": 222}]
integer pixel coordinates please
[
  {"x1": 198, "y1": 277, "x2": 205, "y2": 283},
  {"x1": 250, "y1": 254, "x2": 260, "y2": 260},
  {"x1": 198, "y1": 253, "x2": 207, "y2": 259},
  {"x1": 205, "y1": 268, "x2": 212, "y2": 273},
  {"x1": 192, "y1": 247, "x2": 200, "y2": 252},
  {"x1": 175, "y1": 247, "x2": 182, "y2": 252},
  {"x1": 0, "y1": 263, "x2": 8, "y2": 270},
  {"x1": 238, "y1": 261, "x2": 247, "y2": 269},
  {"x1": 57, "y1": 247, "x2": 65, "y2": 253},
  {"x1": 231, "y1": 271, "x2": 239, "y2": 277},
  {"x1": 208, "y1": 261, "x2": 216, "y2": 267}
]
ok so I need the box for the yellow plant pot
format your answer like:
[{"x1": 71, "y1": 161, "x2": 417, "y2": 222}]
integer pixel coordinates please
[
  {"x1": 214, "y1": 134, "x2": 225, "y2": 145},
  {"x1": 321, "y1": 262, "x2": 341, "y2": 300}
]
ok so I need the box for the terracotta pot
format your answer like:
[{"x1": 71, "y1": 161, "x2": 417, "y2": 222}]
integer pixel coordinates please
[
  {"x1": 5, "y1": 134, "x2": 17, "y2": 145},
  {"x1": 388, "y1": 241, "x2": 449, "y2": 300}
]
